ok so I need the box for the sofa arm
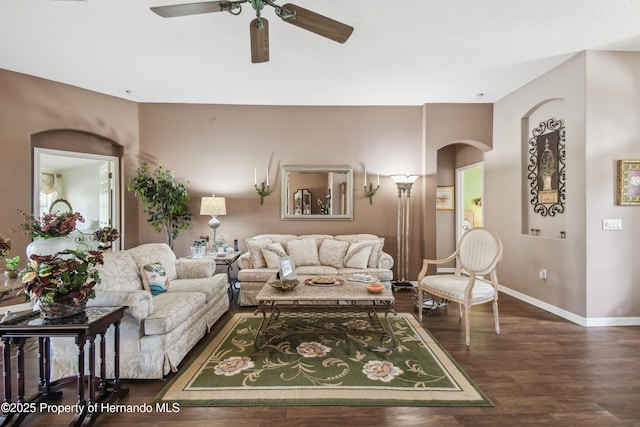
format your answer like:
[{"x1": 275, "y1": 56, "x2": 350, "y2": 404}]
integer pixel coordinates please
[
  {"x1": 377, "y1": 252, "x2": 394, "y2": 270},
  {"x1": 87, "y1": 290, "x2": 153, "y2": 320},
  {"x1": 175, "y1": 258, "x2": 216, "y2": 278},
  {"x1": 236, "y1": 252, "x2": 253, "y2": 270}
]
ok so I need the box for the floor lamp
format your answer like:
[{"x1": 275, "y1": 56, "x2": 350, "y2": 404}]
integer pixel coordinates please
[
  {"x1": 200, "y1": 196, "x2": 226, "y2": 252},
  {"x1": 390, "y1": 174, "x2": 419, "y2": 289}
]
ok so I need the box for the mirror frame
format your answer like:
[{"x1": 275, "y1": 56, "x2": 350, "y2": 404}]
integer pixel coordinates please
[
  {"x1": 49, "y1": 198, "x2": 73, "y2": 214},
  {"x1": 281, "y1": 165, "x2": 353, "y2": 220}
]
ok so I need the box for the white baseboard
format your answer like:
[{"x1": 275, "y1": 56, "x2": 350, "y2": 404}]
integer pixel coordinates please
[{"x1": 498, "y1": 285, "x2": 640, "y2": 327}]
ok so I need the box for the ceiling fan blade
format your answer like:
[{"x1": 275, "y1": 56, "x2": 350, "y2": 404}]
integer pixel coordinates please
[
  {"x1": 279, "y1": 3, "x2": 353, "y2": 43},
  {"x1": 250, "y1": 18, "x2": 269, "y2": 63},
  {"x1": 151, "y1": 1, "x2": 243, "y2": 18}
]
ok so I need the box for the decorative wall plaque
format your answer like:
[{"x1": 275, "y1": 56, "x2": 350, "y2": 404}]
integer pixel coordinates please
[
  {"x1": 527, "y1": 118, "x2": 565, "y2": 216},
  {"x1": 617, "y1": 160, "x2": 640, "y2": 205}
]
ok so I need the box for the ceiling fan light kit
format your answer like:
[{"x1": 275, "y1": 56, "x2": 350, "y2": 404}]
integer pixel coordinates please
[{"x1": 151, "y1": 0, "x2": 353, "y2": 63}]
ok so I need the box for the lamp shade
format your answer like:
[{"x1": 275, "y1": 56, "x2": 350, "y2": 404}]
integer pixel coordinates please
[
  {"x1": 390, "y1": 174, "x2": 420, "y2": 184},
  {"x1": 200, "y1": 197, "x2": 226, "y2": 216}
]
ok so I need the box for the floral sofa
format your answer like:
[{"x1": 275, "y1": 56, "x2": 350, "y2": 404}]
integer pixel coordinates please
[
  {"x1": 237, "y1": 234, "x2": 394, "y2": 306},
  {"x1": 50, "y1": 243, "x2": 230, "y2": 380}
]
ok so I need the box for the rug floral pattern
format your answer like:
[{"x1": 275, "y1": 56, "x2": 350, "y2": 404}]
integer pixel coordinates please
[{"x1": 154, "y1": 313, "x2": 493, "y2": 407}]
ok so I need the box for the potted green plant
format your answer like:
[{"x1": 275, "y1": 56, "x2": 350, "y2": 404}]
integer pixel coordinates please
[
  {"x1": 4, "y1": 255, "x2": 20, "y2": 279},
  {"x1": 128, "y1": 162, "x2": 191, "y2": 249}
]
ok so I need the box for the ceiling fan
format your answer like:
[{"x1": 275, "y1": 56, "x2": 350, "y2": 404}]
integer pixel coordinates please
[{"x1": 150, "y1": 1, "x2": 354, "y2": 63}]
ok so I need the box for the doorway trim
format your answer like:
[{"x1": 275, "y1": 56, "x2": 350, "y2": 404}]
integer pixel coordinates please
[{"x1": 455, "y1": 161, "x2": 484, "y2": 245}]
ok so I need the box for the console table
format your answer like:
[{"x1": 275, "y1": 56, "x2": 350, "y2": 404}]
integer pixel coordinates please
[{"x1": 0, "y1": 306, "x2": 128, "y2": 427}]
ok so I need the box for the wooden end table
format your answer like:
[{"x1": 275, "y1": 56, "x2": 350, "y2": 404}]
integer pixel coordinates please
[{"x1": 0, "y1": 306, "x2": 129, "y2": 427}]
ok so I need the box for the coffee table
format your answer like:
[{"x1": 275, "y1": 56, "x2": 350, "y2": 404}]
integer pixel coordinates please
[{"x1": 254, "y1": 276, "x2": 397, "y2": 353}]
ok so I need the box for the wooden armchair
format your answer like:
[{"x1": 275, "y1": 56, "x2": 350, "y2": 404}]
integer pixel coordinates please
[{"x1": 417, "y1": 227, "x2": 503, "y2": 345}]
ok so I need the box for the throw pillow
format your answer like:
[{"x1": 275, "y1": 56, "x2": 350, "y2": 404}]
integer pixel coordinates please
[
  {"x1": 344, "y1": 242, "x2": 374, "y2": 269},
  {"x1": 140, "y1": 262, "x2": 170, "y2": 296},
  {"x1": 361, "y1": 238, "x2": 385, "y2": 268},
  {"x1": 285, "y1": 238, "x2": 320, "y2": 267},
  {"x1": 261, "y1": 243, "x2": 287, "y2": 269},
  {"x1": 318, "y1": 239, "x2": 349, "y2": 268},
  {"x1": 246, "y1": 238, "x2": 272, "y2": 269}
]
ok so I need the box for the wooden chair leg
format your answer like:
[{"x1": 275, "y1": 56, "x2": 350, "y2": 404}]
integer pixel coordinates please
[
  {"x1": 464, "y1": 306, "x2": 471, "y2": 346},
  {"x1": 418, "y1": 287, "x2": 423, "y2": 321},
  {"x1": 493, "y1": 300, "x2": 500, "y2": 334}
]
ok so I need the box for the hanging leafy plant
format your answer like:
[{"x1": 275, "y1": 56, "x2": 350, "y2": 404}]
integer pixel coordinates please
[{"x1": 128, "y1": 162, "x2": 191, "y2": 249}]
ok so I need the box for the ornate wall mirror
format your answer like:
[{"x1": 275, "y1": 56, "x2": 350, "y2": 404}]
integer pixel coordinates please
[{"x1": 281, "y1": 165, "x2": 353, "y2": 220}]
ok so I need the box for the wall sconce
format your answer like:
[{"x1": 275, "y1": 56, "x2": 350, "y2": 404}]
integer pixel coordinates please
[
  {"x1": 364, "y1": 168, "x2": 380, "y2": 205},
  {"x1": 390, "y1": 174, "x2": 420, "y2": 288},
  {"x1": 254, "y1": 167, "x2": 270, "y2": 205}
]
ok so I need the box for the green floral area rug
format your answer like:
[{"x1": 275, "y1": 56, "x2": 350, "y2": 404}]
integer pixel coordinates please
[{"x1": 153, "y1": 312, "x2": 492, "y2": 407}]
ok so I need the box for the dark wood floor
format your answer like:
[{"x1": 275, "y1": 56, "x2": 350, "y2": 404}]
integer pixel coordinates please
[{"x1": 2, "y1": 288, "x2": 639, "y2": 427}]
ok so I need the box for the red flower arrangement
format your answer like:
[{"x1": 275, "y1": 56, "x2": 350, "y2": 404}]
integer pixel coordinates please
[
  {"x1": 17, "y1": 210, "x2": 84, "y2": 239},
  {"x1": 20, "y1": 249, "x2": 103, "y2": 304}
]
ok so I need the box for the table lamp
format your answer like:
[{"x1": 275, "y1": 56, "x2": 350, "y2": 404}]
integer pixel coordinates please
[{"x1": 200, "y1": 196, "x2": 226, "y2": 252}]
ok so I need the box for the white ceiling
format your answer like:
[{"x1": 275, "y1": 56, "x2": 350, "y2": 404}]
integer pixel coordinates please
[{"x1": 1, "y1": 0, "x2": 640, "y2": 106}]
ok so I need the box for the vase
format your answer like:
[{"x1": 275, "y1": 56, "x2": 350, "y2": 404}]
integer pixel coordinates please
[
  {"x1": 4, "y1": 270, "x2": 18, "y2": 280},
  {"x1": 38, "y1": 298, "x2": 87, "y2": 319},
  {"x1": 26, "y1": 236, "x2": 76, "y2": 259}
]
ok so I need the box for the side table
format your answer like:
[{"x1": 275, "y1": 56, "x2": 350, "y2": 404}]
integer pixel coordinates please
[
  {"x1": 186, "y1": 251, "x2": 243, "y2": 301},
  {"x1": 0, "y1": 306, "x2": 129, "y2": 427}
]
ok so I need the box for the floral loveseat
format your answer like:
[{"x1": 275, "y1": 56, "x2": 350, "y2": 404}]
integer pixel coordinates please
[
  {"x1": 50, "y1": 243, "x2": 230, "y2": 379},
  {"x1": 237, "y1": 234, "x2": 394, "y2": 306}
]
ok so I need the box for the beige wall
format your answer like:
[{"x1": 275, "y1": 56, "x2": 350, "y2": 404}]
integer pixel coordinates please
[
  {"x1": 0, "y1": 69, "x2": 140, "y2": 254},
  {"x1": 137, "y1": 104, "x2": 427, "y2": 276},
  {"x1": 489, "y1": 51, "x2": 640, "y2": 321},
  {"x1": 585, "y1": 51, "x2": 640, "y2": 319}
]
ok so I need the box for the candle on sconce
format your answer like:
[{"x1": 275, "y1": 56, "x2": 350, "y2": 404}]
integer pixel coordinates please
[
  {"x1": 266, "y1": 168, "x2": 269, "y2": 186},
  {"x1": 254, "y1": 167, "x2": 257, "y2": 185},
  {"x1": 377, "y1": 169, "x2": 380, "y2": 186},
  {"x1": 364, "y1": 168, "x2": 367, "y2": 184}
]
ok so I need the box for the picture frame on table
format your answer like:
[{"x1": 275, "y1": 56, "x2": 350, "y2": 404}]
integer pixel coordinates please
[
  {"x1": 436, "y1": 186, "x2": 454, "y2": 210},
  {"x1": 278, "y1": 257, "x2": 296, "y2": 280},
  {"x1": 617, "y1": 160, "x2": 640, "y2": 206}
]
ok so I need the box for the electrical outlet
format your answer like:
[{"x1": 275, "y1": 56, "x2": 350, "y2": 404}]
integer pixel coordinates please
[
  {"x1": 602, "y1": 219, "x2": 622, "y2": 230},
  {"x1": 539, "y1": 269, "x2": 547, "y2": 280}
]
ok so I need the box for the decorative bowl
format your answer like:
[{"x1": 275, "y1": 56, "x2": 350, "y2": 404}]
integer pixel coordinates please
[
  {"x1": 268, "y1": 279, "x2": 300, "y2": 292},
  {"x1": 365, "y1": 283, "x2": 385, "y2": 294}
]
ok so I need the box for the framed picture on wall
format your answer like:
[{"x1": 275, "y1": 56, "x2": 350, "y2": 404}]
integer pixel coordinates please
[
  {"x1": 436, "y1": 186, "x2": 454, "y2": 210},
  {"x1": 617, "y1": 160, "x2": 640, "y2": 205}
]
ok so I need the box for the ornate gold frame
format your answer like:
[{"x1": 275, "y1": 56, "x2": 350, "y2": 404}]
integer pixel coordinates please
[{"x1": 617, "y1": 160, "x2": 640, "y2": 205}]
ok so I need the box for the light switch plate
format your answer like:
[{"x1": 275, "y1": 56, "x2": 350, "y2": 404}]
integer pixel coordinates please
[{"x1": 602, "y1": 219, "x2": 622, "y2": 230}]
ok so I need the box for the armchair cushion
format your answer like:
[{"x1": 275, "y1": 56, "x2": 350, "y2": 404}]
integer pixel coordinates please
[{"x1": 421, "y1": 275, "x2": 496, "y2": 303}]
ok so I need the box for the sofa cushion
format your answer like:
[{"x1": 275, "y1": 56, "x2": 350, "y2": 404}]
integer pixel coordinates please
[
  {"x1": 362, "y1": 238, "x2": 385, "y2": 268},
  {"x1": 238, "y1": 268, "x2": 279, "y2": 283},
  {"x1": 261, "y1": 243, "x2": 287, "y2": 269},
  {"x1": 140, "y1": 262, "x2": 170, "y2": 295},
  {"x1": 246, "y1": 238, "x2": 272, "y2": 269},
  {"x1": 96, "y1": 251, "x2": 142, "y2": 292},
  {"x1": 296, "y1": 265, "x2": 339, "y2": 276},
  {"x1": 128, "y1": 243, "x2": 178, "y2": 280},
  {"x1": 170, "y1": 274, "x2": 227, "y2": 303},
  {"x1": 318, "y1": 239, "x2": 349, "y2": 268},
  {"x1": 285, "y1": 238, "x2": 320, "y2": 267},
  {"x1": 344, "y1": 242, "x2": 373, "y2": 269},
  {"x1": 143, "y1": 291, "x2": 206, "y2": 336}
]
